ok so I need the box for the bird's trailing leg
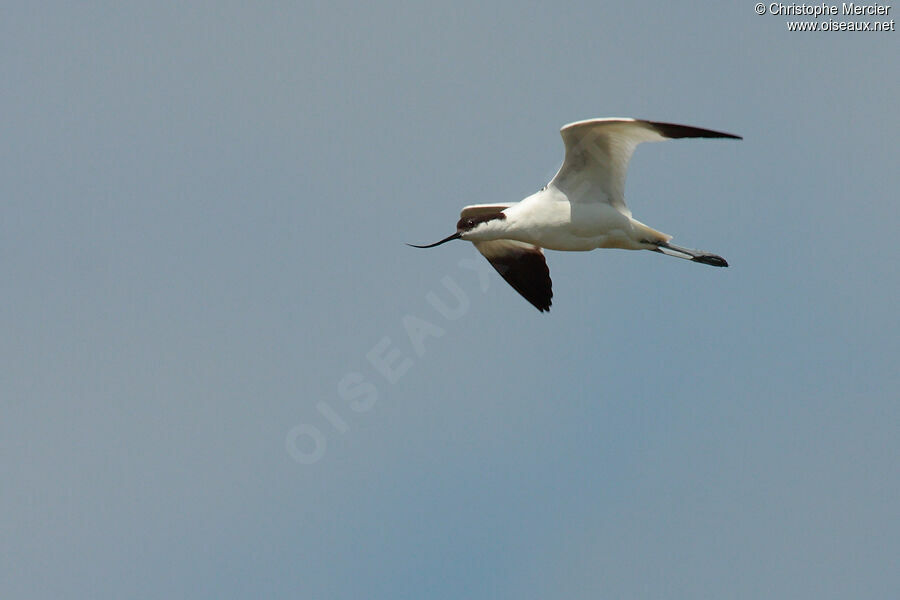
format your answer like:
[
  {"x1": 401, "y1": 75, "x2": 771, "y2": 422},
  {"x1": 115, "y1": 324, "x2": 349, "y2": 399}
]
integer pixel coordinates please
[{"x1": 653, "y1": 241, "x2": 728, "y2": 267}]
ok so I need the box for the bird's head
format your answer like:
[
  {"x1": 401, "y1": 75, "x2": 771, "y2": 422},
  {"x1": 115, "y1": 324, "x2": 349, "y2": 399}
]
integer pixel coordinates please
[
  {"x1": 408, "y1": 211, "x2": 507, "y2": 248},
  {"x1": 455, "y1": 212, "x2": 508, "y2": 241}
]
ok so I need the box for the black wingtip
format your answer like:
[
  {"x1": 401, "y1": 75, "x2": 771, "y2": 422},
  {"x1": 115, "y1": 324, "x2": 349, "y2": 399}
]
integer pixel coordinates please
[{"x1": 647, "y1": 120, "x2": 742, "y2": 141}]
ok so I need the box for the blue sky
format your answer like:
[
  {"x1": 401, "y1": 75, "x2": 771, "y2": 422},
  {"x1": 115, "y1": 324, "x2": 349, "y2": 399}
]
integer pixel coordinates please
[{"x1": 1, "y1": 3, "x2": 898, "y2": 598}]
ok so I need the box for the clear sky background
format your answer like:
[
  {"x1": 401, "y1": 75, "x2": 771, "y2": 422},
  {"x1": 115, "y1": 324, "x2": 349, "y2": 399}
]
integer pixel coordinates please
[{"x1": 2, "y1": 3, "x2": 898, "y2": 598}]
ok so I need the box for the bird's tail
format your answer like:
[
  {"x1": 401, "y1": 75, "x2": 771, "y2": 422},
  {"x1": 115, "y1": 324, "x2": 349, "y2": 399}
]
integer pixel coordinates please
[{"x1": 654, "y1": 242, "x2": 728, "y2": 267}]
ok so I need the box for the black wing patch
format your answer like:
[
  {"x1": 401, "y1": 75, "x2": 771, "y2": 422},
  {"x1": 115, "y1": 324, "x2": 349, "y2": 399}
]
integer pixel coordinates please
[{"x1": 474, "y1": 240, "x2": 553, "y2": 312}]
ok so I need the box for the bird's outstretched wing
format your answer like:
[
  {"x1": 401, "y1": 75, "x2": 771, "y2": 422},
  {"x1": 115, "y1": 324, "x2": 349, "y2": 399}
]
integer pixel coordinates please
[
  {"x1": 548, "y1": 118, "x2": 741, "y2": 213},
  {"x1": 473, "y1": 240, "x2": 552, "y2": 312}
]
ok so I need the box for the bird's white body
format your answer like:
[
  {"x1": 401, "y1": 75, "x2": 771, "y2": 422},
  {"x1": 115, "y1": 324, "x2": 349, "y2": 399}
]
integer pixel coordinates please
[
  {"x1": 464, "y1": 188, "x2": 668, "y2": 252},
  {"x1": 411, "y1": 118, "x2": 741, "y2": 311}
]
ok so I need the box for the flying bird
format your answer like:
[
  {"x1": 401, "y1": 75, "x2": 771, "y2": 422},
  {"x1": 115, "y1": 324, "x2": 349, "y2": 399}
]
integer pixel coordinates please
[{"x1": 409, "y1": 118, "x2": 741, "y2": 312}]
